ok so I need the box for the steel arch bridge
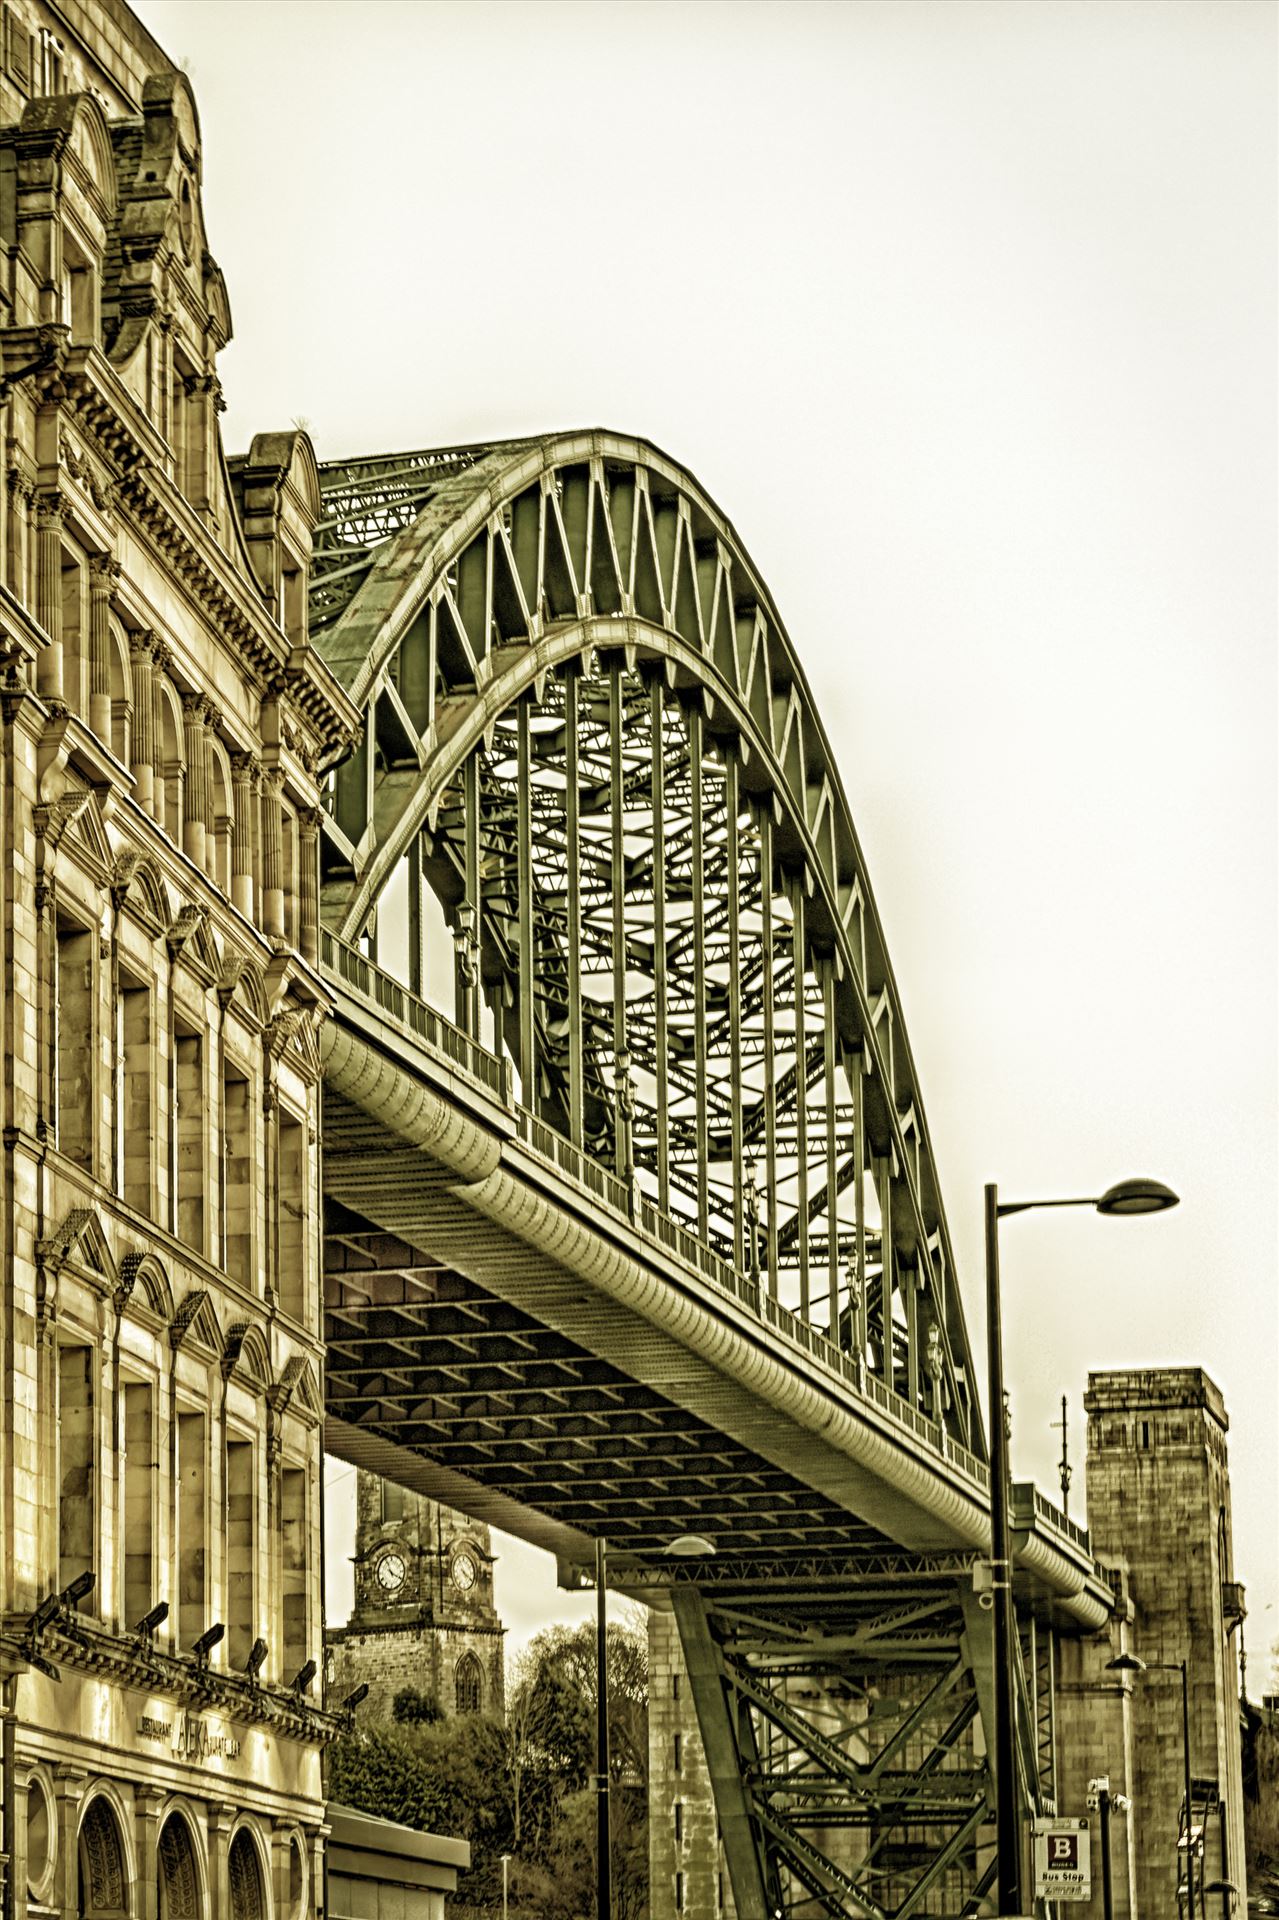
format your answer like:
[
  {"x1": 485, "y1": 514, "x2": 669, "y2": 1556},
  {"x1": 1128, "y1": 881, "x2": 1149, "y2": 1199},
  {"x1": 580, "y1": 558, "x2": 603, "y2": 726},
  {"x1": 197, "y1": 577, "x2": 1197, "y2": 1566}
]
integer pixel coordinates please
[{"x1": 312, "y1": 430, "x2": 1111, "y2": 1919}]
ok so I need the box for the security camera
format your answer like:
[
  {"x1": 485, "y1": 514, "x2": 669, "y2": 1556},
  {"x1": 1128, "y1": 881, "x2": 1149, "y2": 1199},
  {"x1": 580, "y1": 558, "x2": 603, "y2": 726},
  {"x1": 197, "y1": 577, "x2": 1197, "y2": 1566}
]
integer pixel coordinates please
[
  {"x1": 191, "y1": 1622, "x2": 225, "y2": 1664},
  {"x1": 59, "y1": 1570, "x2": 95, "y2": 1608}
]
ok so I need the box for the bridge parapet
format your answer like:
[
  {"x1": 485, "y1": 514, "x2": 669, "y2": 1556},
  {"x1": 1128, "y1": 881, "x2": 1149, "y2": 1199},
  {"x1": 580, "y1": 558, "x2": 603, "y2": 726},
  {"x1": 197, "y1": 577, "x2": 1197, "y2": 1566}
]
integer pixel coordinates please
[{"x1": 322, "y1": 926, "x2": 1115, "y2": 1631}]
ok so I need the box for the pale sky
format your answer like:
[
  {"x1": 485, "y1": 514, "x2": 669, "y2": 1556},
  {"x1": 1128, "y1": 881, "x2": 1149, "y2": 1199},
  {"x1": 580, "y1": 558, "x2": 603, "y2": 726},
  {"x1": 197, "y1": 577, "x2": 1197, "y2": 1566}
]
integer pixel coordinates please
[{"x1": 134, "y1": 0, "x2": 1277, "y2": 1674}]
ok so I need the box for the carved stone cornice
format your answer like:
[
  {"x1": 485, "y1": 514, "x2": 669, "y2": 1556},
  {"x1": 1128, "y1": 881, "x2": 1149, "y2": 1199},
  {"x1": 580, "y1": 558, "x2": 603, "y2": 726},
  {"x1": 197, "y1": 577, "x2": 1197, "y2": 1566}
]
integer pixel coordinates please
[{"x1": 7, "y1": 1619, "x2": 343, "y2": 1746}]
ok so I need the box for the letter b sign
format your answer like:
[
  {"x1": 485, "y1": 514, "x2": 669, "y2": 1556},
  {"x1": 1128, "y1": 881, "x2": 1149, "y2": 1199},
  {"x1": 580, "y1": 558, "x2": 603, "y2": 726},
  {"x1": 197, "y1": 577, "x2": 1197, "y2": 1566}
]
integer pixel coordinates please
[{"x1": 1050, "y1": 1836, "x2": 1079, "y2": 1868}]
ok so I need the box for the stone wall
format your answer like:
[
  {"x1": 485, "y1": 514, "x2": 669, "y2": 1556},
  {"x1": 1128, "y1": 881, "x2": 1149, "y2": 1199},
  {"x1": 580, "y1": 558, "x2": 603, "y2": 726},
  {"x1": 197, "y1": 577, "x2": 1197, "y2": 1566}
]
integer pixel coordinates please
[{"x1": 648, "y1": 1609, "x2": 734, "y2": 1920}]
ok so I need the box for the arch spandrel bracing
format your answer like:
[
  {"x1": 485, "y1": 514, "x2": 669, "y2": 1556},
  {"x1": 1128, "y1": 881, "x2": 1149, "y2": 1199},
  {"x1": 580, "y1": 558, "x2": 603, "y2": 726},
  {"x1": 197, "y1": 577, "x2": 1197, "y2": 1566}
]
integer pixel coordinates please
[
  {"x1": 313, "y1": 431, "x2": 980, "y2": 1461},
  {"x1": 313, "y1": 431, "x2": 1112, "y2": 1920}
]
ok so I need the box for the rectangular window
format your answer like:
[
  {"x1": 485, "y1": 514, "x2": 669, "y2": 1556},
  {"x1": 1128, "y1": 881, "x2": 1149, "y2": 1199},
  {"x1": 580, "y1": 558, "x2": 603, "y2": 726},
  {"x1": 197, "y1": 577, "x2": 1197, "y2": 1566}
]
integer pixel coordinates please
[
  {"x1": 674, "y1": 1803, "x2": 682, "y2": 1844},
  {"x1": 226, "y1": 1439, "x2": 255, "y2": 1670},
  {"x1": 123, "y1": 1382, "x2": 154, "y2": 1631},
  {"x1": 672, "y1": 1672, "x2": 680, "y2": 1700},
  {"x1": 174, "y1": 1023, "x2": 204, "y2": 1251},
  {"x1": 673, "y1": 1732, "x2": 682, "y2": 1774},
  {"x1": 177, "y1": 1410, "x2": 207, "y2": 1651},
  {"x1": 55, "y1": 920, "x2": 94, "y2": 1167},
  {"x1": 277, "y1": 1111, "x2": 306, "y2": 1322},
  {"x1": 675, "y1": 1871, "x2": 683, "y2": 1913},
  {"x1": 119, "y1": 973, "x2": 152, "y2": 1213},
  {"x1": 281, "y1": 1466, "x2": 309, "y2": 1678},
  {"x1": 222, "y1": 1065, "x2": 253, "y2": 1285},
  {"x1": 381, "y1": 1479, "x2": 408, "y2": 1525},
  {"x1": 58, "y1": 1345, "x2": 95, "y2": 1607}
]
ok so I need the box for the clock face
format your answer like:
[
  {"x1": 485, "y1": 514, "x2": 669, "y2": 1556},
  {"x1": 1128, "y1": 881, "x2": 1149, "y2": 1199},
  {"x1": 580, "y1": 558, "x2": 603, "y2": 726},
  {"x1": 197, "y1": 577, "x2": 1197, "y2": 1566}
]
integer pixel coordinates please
[
  {"x1": 375, "y1": 1549, "x2": 407, "y2": 1596},
  {"x1": 451, "y1": 1550, "x2": 478, "y2": 1593}
]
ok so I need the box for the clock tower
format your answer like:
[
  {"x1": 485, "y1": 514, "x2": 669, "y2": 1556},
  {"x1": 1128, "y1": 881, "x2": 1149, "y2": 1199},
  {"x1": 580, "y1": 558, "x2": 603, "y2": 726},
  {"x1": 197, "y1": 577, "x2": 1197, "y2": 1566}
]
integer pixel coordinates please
[{"x1": 325, "y1": 1472, "x2": 506, "y2": 1723}]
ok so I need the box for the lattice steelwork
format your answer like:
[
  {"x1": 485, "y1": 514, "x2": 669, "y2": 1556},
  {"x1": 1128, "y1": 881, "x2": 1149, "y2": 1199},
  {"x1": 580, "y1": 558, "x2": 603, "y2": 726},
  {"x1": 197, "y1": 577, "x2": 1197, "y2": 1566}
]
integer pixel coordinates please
[{"x1": 312, "y1": 431, "x2": 1034, "y2": 1918}]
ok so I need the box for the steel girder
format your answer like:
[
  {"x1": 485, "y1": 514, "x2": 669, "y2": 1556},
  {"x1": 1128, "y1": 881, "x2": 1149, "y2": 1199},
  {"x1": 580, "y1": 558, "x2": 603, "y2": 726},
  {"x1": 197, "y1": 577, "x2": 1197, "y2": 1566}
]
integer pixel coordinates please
[
  {"x1": 313, "y1": 432, "x2": 981, "y2": 1460},
  {"x1": 310, "y1": 430, "x2": 1087, "y2": 1916}
]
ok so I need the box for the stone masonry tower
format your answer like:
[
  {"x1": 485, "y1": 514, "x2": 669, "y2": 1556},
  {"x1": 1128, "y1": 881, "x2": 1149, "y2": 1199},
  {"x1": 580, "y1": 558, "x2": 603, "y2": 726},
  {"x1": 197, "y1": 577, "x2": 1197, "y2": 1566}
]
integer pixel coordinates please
[
  {"x1": 1085, "y1": 1369, "x2": 1247, "y2": 1919},
  {"x1": 325, "y1": 1471, "x2": 504, "y2": 1725}
]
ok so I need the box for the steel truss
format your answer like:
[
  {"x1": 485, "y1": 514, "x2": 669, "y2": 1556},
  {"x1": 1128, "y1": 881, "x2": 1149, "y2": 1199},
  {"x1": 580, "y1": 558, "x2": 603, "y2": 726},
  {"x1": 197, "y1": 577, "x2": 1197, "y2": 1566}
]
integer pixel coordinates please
[{"x1": 312, "y1": 432, "x2": 1069, "y2": 1916}]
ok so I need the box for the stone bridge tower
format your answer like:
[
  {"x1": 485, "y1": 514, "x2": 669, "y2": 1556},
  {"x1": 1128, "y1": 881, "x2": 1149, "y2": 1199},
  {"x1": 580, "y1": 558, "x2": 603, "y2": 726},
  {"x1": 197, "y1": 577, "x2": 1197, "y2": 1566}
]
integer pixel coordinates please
[{"x1": 0, "y1": 8, "x2": 357, "y2": 1920}]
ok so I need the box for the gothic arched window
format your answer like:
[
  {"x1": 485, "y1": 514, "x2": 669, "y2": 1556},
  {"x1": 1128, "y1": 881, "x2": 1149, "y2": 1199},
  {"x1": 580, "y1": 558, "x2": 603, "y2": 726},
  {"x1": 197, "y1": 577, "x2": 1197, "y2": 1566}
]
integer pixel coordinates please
[{"x1": 455, "y1": 1653, "x2": 483, "y2": 1715}]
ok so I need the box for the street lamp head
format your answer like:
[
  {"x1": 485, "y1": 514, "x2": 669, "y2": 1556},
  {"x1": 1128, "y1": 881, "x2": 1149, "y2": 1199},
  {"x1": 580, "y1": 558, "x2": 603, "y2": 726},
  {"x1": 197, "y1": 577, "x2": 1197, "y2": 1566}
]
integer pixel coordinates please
[
  {"x1": 1095, "y1": 1178, "x2": 1179, "y2": 1217},
  {"x1": 664, "y1": 1534, "x2": 717, "y2": 1558},
  {"x1": 1105, "y1": 1652, "x2": 1147, "y2": 1673}
]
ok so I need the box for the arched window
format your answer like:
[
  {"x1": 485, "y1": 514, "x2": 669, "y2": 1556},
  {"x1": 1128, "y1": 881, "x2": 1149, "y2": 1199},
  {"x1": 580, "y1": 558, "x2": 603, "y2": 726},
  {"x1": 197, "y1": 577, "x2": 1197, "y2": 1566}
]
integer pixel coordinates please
[
  {"x1": 227, "y1": 1830, "x2": 264, "y2": 1920},
  {"x1": 454, "y1": 1652, "x2": 483, "y2": 1715},
  {"x1": 157, "y1": 1814, "x2": 201, "y2": 1920},
  {"x1": 77, "y1": 1795, "x2": 128, "y2": 1920}
]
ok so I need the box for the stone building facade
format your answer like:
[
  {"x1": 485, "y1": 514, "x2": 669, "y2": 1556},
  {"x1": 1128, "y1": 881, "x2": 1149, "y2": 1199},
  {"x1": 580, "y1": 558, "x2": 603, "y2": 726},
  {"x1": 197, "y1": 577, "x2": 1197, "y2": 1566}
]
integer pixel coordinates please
[
  {"x1": 0, "y1": 7, "x2": 357, "y2": 1920},
  {"x1": 325, "y1": 1472, "x2": 504, "y2": 1727}
]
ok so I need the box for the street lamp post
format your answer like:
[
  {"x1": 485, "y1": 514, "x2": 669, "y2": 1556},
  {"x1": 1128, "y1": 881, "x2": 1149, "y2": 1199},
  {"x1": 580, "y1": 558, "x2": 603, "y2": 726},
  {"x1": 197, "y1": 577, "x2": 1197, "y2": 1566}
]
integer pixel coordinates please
[
  {"x1": 1107, "y1": 1652, "x2": 1197, "y2": 1920},
  {"x1": 595, "y1": 1537, "x2": 610, "y2": 1920},
  {"x1": 986, "y1": 1177, "x2": 1178, "y2": 1916}
]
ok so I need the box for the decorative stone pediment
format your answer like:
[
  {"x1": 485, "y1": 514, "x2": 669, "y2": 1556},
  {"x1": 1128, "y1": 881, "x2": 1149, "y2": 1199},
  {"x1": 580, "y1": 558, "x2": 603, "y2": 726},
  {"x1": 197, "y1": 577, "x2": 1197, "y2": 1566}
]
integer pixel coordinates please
[
  {"x1": 269, "y1": 1354, "x2": 321, "y2": 1428},
  {"x1": 167, "y1": 902, "x2": 221, "y2": 982},
  {"x1": 222, "y1": 1321, "x2": 270, "y2": 1394},
  {"x1": 265, "y1": 1004, "x2": 323, "y2": 1083},
  {"x1": 113, "y1": 848, "x2": 171, "y2": 931},
  {"x1": 39, "y1": 1206, "x2": 116, "y2": 1287},
  {"x1": 219, "y1": 947, "x2": 268, "y2": 1029},
  {"x1": 116, "y1": 1250, "x2": 174, "y2": 1323},
  {"x1": 169, "y1": 1288, "x2": 220, "y2": 1357}
]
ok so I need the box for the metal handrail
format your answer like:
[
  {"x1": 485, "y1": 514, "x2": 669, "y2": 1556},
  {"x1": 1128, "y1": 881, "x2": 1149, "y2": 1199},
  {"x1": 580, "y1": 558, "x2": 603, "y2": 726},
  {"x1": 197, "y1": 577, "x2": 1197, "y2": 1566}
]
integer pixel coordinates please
[{"x1": 321, "y1": 934, "x2": 1001, "y2": 1492}]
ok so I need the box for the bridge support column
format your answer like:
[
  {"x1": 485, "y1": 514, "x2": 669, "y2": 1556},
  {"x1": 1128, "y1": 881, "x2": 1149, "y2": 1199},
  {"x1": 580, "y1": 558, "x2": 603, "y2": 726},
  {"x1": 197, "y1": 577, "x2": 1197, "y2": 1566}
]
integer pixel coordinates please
[{"x1": 671, "y1": 1590, "x2": 771, "y2": 1920}]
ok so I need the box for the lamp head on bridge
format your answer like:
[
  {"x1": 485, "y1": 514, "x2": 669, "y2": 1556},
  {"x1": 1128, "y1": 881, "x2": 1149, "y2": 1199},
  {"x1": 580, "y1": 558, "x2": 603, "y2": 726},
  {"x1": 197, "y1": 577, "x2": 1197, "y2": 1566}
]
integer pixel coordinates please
[
  {"x1": 664, "y1": 1534, "x2": 717, "y2": 1560},
  {"x1": 342, "y1": 1683, "x2": 370, "y2": 1714},
  {"x1": 244, "y1": 1637, "x2": 268, "y2": 1680},
  {"x1": 134, "y1": 1601, "x2": 168, "y2": 1638},
  {"x1": 1105, "y1": 1652, "x2": 1146, "y2": 1674},
  {"x1": 1095, "y1": 1178, "x2": 1180, "y2": 1217},
  {"x1": 291, "y1": 1658, "x2": 317, "y2": 1696}
]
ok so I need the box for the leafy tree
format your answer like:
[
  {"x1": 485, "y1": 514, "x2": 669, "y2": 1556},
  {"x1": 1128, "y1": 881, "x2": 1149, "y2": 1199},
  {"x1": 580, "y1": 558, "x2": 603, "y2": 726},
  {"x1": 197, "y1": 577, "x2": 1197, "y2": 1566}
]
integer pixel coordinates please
[
  {"x1": 329, "y1": 1611, "x2": 649, "y2": 1916},
  {"x1": 392, "y1": 1684, "x2": 442, "y2": 1724}
]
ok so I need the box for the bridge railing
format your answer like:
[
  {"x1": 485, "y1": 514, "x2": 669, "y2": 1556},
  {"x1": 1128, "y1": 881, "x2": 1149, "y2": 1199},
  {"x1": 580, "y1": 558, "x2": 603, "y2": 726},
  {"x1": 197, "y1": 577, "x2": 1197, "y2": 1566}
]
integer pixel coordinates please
[
  {"x1": 323, "y1": 933, "x2": 1009, "y2": 1497},
  {"x1": 321, "y1": 931, "x2": 508, "y2": 1100}
]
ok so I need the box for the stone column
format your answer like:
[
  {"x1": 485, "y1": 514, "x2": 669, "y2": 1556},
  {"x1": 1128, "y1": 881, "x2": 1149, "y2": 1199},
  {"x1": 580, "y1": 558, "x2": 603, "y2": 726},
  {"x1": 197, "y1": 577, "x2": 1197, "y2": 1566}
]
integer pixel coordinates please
[
  {"x1": 128, "y1": 632, "x2": 157, "y2": 814},
  {"x1": 207, "y1": 1802, "x2": 235, "y2": 1920},
  {"x1": 261, "y1": 769, "x2": 285, "y2": 941},
  {"x1": 34, "y1": 492, "x2": 62, "y2": 699},
  {"x1": 51, "y1": 1766, "x2": 87, "y2": 1919},
  {"x1": 181, "y1": 694, "x2": 208, "y2": 869},
  {"x1": 298, "y1": 807, "x2": 321, "y2": 964},
  {"x1": 6, "y1": 468, "x2": 32, "y2": 607},
  {"x1": 153, "y1": 642, "x2": 174, "y2": 828},
  {"x1": 134, "y1": 1785, "x2": 166, "y2": 1920},
  {"x1": 230, "y1": 754, "x2": 259, "y2": 922},
  {"x1": 88, "y1": 554, "x2": 120, "y2": 745}
]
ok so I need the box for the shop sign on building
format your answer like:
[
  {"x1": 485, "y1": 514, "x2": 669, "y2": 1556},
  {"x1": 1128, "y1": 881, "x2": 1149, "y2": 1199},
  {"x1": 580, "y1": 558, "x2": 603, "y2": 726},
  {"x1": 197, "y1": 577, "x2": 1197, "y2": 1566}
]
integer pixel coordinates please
[{"x1": 1032, "y1": 1818, "x2": 1091, "y2": 1901}]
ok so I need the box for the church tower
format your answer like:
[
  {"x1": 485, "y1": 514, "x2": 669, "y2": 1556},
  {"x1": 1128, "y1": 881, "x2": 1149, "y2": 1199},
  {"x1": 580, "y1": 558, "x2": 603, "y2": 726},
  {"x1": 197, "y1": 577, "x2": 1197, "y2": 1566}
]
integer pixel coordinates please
[{"x1": 326, "y1": 1472, "x2": 505, "y2": 1723}]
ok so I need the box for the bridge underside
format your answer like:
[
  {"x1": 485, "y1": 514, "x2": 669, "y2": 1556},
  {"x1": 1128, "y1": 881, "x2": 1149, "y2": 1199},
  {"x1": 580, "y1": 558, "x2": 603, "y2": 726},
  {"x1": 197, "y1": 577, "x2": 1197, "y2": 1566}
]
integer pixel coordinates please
[{"x1": 322, "y1": 1078, "x2": 995, "y2": 1919}]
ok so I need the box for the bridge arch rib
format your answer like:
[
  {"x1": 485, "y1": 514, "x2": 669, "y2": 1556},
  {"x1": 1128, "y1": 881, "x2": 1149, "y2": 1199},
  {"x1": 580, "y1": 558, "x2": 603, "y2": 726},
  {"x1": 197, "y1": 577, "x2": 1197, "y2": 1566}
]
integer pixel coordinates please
[{"x1": 314, "y1": 431, "x2": 982, "y2": 1459}]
